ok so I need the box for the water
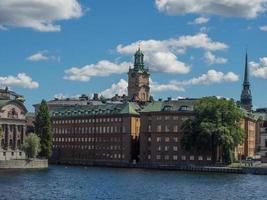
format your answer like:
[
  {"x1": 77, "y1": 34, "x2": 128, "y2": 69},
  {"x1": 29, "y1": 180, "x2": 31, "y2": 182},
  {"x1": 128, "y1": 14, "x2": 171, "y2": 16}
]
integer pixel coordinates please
[{"x1": 0, "y1": 165, "x2": 267, "y2": 200}]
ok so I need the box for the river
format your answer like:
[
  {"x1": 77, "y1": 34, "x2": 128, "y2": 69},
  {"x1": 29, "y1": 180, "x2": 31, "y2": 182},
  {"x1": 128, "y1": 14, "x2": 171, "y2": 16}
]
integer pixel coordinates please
[{"x1": 0, "y1": 165, "x2": 267, "y2": 200}]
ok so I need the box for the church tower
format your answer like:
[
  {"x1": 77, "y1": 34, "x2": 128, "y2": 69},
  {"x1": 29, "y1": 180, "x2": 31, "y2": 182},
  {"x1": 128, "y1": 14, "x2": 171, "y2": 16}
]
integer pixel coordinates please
[
  {"x1": 128, "y1": 48, "x2": 150, "y2": 102},
  {"x1": 240, "y1": 52, "x2": 252, "y2": 111}
]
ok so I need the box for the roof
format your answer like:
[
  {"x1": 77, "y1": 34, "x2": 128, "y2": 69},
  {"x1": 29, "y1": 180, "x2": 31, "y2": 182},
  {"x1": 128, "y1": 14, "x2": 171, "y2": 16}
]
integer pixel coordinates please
[
  {"x1": 0, "y1": 99, "x2": 27, "y2": 113},
  {"x1": 140, "y1": 99, "x2": 197, "y2": 113},
  {"x1": 51, "y1": 102, "x2": 140, "y2": 118}
]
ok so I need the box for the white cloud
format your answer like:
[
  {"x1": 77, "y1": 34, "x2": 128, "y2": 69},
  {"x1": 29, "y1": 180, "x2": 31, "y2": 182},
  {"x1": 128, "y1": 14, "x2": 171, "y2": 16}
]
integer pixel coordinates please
[
  {"x1": 100, "y1": 79, "x2": 128, "y2": 98},
  {"x1": 150, "y1": 79, "x2": 185, "y2": 92},
  {"x1": 259, "y1": 25, "x2": 267, "y2": 31},
  {"x1": 100, "y1": 69, "x2": 238, "y2": 97},
  {"x1": 27, "y1": 51, "x2": 61, "y2": 62},
  {"x1": 250, "y1": 57, "x2": 267, "y2": 79},
  {"x1": 0, "y1": 0, "x2": 83, "y2": 32},
  {"x1": 116, "y1": 33, "x2": 227, "y2": 74},
  {"x1": 189, "y1": 17, "x2": 210, "y2": 25},
  {"x1": 204, "y1": 51, "x2": 228, "y2": 65},
  {"x1": 27, "y1": 53, "x2": 49, "y2": 62},
  {"x1": 64, "y1": 61, "x2": 131, "y2": 82},
  {"x1": 179, "y1": 70, "x2": 239, "y2": 85},
  {"x1": 65, "y1": 33, "x2": 228, "y2": 81},
  {"x1": 155, "y1": 0, "x2": 267, "y2": 19},
  {"x1": 0, "y1": 73, "x2": 39, "y2": 89}
]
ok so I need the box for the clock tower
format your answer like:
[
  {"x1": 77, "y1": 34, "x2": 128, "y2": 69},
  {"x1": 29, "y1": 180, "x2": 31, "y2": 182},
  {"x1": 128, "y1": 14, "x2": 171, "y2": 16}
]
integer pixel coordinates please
[{"x1": 128, "y1": 48, "x2": 150, "y2": 102}]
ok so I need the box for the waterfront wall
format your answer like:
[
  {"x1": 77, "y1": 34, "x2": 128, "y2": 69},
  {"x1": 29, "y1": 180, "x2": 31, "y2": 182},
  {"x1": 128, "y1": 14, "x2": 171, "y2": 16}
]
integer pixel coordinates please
[{"x1": 0, "y1": 159, "x2": 48, "y2": 169}]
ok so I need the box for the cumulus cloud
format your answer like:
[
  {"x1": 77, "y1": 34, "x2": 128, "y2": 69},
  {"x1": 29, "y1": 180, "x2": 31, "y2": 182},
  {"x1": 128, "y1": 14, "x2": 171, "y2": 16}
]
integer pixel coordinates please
[
  {"x1": 189, "y1": 17, "x2": 210, "y2": 25},
  {"x1": 27, "y1": 53, "x2": 49, "y2": 62},
  {"x1": 27, "y1": 51, "x2": 61, "y2": 62},
  {"x1": 0, "y1": 73, "x2": 39, "y2": 89},
  {"x1": 179, "y1": 70, "x2": 239, "y2": 85},
  {"x1": 0, "y1": 0, "x2": 83, "y2": 32},
  {"x1": 204, "y1": 51, "x2": 228, "y2": 65},
  {"x1": 116, "y1": 33, "x2": 227, "y2": 74},
  {"x1": 259, "y1": 25, "x2": 267, "y2": 31},
  {"x1": 100, "y1": 79, "x2": 128, "y2": 98},
  {"x1": 250, "y1": 57, "x2": 267, "y2": 79},
  {"x1": 64, "y1": 61, "x2": 131, "y2": 81},
  {"x1": 150, "y1": 79, "x2": 185, "y2": 92},
  {"x1": 64, "y1": 33, "x2": 228, "y2": 81},
  {"x1": 100, "y1": 70, "x2": 238, "y2": 97},
  {"x1": 155, "y1": 0, "x2": 267, "y2": 19}
]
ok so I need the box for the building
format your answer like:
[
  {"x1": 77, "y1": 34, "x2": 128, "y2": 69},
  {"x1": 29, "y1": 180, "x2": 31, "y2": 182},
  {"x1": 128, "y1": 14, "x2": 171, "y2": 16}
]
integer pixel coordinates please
[
  {"x1": 0, "y1": 87, "x2": 27, "y2": 160},
  {"x1": 254, "y1": 109, "x2": 267, "y2": 160},
  {"x1": 139, "y1": 99, "x2": 214, "y2": 165},
  {"x1": 240, "y1": 52, "x2": 253, "y2": 111},
  {"x1": 50, "y1": 102, "x2": 140, "y2": 166},
  {"x1": 235, "y1": 111, "x2": 257, "y2": 160},
  {"x1": 128, "y1": 48, "x2": 150, "y2": 102}
]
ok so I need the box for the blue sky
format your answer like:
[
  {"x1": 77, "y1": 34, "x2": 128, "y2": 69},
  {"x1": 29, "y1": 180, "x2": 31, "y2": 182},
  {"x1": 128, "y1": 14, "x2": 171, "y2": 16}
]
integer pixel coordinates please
[{"x1": 0, "y1": 0, "x2": 267, "y2": 111}]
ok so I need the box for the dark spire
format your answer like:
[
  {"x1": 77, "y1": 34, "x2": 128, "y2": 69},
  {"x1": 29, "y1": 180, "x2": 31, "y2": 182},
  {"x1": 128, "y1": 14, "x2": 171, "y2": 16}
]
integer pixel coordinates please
[
  {"x1": 134, "y1": 47, "x2": 145, "y2": 70},
  {"x1": 240, "y1": 51, "x2": 252, "y2": 111},
  {"x1": 243, "y1": 51, "x2": 249, "y2": 86}
]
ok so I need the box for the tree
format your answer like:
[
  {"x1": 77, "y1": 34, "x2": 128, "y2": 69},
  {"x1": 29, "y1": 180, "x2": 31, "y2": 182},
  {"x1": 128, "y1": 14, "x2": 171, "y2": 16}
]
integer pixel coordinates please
[
  {"x1": 23, "y1": 133, "x2": 41, "y2": 158},
  {"x1": 35, "y1": 100, "x2": 53, "y2": 158},
  {"x1": 181, "y1": 97, "x2": 244, "y2": 164}
]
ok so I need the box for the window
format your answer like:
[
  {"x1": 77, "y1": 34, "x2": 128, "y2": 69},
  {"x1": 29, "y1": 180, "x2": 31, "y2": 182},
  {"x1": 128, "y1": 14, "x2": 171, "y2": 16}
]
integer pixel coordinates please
[
  {"x1": 173, "y1": 146, "x2": 178, "y2": 151},
  {"x1": 148, "y1": 125, "x2": 152, "y2": 132},
  {"x1": 158, "y1": 146, "x2": 161, "y2": 151},
  {"x1": 148, "y1": 154, "x2": 151, "y2": 160},
  {"x1": 173, "y1": 116, "x2": 179, "y2": 120},
  {"x1": 148, "y1": 137, "x2": 151, "y2": 142},
  {"x1": 165, "y1": 125, "x2": 170, "y2": 132},
  {"x1": 173, "y1": 125, "x2": 178, "y2": 132},
  {"x1": 164, "y1": 155, "x2": 170, "y2": 160},
  {"x1": 190, "y1": 155, "x2": 194, "y2": 161},
  {"x1": 156, "y1": 116, "x2": 162, "y2": 120},
  {"x1": 156, "y1": 137, "x2": 161, "y2": 142},
  {"x1": 164, "y1": 146, "x2": 169, "y2": 151},
  {"x1": 173, "y1": 155, "x2": 178, "y2": 160},
  {"x1": 198, "y1": 156, "x2": 203, "y2": 161},
  {"x1": 165, "y1": 116, "x2": 170, "y2": 120},
  {"x1": 173, "y1": 137, "x2": 178, "y2": 142},
  {"x1": 156, "y1": 155, "x2": 161, "y2": 160},
  {"x1": 157, "y1": 125, "x2": 162, "y2": 132},
  {"x1": 165, "y1": 137, "x2": 170, "y2": 142},
  {"x1": 207, "y1": 156, "x2": 212, "y2": 161}
]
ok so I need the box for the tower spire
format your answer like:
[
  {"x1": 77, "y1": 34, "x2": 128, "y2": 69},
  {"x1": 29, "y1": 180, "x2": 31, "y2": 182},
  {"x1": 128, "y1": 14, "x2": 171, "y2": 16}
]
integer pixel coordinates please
[{"x1": 240, "y1": 51, "x2": 252, "y2": 111}]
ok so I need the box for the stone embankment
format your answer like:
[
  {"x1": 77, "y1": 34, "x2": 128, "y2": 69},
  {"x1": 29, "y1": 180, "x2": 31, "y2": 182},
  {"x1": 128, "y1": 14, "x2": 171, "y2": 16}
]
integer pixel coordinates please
[{"x1": 0, "y1": 159, "x2": 48, "y2": 169}]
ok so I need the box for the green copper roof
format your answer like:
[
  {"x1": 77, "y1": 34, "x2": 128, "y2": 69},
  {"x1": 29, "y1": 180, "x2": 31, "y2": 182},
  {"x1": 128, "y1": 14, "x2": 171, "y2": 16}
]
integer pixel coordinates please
[
  {"x1": 120, "y1": 103, "x2": 140, "y2": 115},
  {"x1": 52, "y1": 102, "x2": 140, "y2": 117},
  {"x1": 140, "y1": 99, "x2": 196, "y2": 113}
]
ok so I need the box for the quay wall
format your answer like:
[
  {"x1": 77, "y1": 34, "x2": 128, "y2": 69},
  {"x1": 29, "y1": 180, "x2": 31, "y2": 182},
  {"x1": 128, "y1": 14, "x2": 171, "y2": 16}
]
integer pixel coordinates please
[{"x1": 0, "y1": 159, "x2": 48, "y2": 169}]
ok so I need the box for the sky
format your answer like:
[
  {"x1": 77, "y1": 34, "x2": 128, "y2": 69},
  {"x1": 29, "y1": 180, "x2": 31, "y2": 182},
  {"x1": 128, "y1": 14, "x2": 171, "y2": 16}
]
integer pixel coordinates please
[{"x1": 0, "y1": 0, "x2": 267, "y2": 111}]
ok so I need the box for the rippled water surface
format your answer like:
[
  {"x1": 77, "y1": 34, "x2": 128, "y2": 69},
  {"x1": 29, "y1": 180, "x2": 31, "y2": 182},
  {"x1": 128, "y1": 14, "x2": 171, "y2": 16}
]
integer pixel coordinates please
[{"x1": 0, "y1": 165, "x2": 267, "y2": 200}]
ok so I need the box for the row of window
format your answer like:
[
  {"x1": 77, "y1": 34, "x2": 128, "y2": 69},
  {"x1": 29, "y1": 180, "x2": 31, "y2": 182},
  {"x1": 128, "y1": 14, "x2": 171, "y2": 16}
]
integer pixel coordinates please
[
  {"x1": 54, "y1": 137, "x2": 122, "y2": 143},
  {"x1": 53, "y1": 117, "x2": 123, "y2": 125},
  {"x1": 148, "y1": 125, "x2": 180, "y2": 133},
  {"x1": 2, "y1": 151, "x2": 23, "y2": 157},
  {"x1": 156, "y1": 145, "x2": 179, "y2": 151},
  {"x1": 54, "y1": 126, "x2": 125, "y2": 134},
  {"x1": 53, "y1": 144, "x2": 122, "y2": 151},
  {"x1": 148, "y1": 116, "x2": 191, "y2": 121},
  {"x1": 151, "y1": 137, "x2": 179, "y2": 143},
  {"x1": 150, "y1": 155, "x2": 211, "y2": 161}
]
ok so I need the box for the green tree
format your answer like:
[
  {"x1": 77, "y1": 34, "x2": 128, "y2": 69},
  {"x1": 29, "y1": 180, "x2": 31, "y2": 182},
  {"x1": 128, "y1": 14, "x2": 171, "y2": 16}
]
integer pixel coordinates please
[
  {"x1": 181, "y1": 97, "x2": 244, "y2": 164},
  {"x1": 35, "y1": 100, "x2": 53, "y2": 158},
  {"x1": 23, "y1": 133, "x2": 41, "y2": 158}
]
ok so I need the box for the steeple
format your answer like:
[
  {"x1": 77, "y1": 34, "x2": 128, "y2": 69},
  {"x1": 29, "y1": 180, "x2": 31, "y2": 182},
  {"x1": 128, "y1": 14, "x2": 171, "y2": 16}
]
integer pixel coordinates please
[
  {"x1": 240, "y1": 51, "x2": 252, "y2": 111},
  {"x1": 243, "y1": 51, "x2": 249, "y2": 86},
  {"x1": 134, "y1": 47, "x2": 145, "y2": 70}
]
